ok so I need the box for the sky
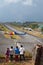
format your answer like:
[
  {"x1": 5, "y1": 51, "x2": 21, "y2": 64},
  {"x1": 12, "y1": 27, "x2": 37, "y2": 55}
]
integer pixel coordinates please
[{"x1": 0, "y1": 0, "x2": 43, "y2": 22}]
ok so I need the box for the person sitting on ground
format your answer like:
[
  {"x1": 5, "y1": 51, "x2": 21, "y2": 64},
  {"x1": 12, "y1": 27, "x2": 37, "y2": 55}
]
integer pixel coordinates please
[
  {"x1": 14, "y1": 46, "x2": 20, "y2": 61},
  {"x1": 9, "y1": 46, "x2": 14, "y2": 61},
  {"x1": 5, "y1": 48, "x2": 10, "y2": 62},
  {"x1": 19, "y1": 45, "x2": 25, "y2": 61}
]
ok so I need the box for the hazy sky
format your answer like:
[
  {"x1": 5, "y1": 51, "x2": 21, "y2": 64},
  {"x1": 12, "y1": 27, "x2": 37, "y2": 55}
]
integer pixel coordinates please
[{"x1": 0, "y1": 0, "x2": 43, "y2": 22}]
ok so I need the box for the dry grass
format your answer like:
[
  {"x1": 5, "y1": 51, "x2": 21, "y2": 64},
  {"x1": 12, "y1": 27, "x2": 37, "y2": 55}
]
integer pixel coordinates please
[
  {"x1": 0, "y1": 51, "x2": 33, "y2": 65},
  {"x1": 4, "y1": 34, "x2": 11, "y2": 39},
  {"x1": 11, "y1": 35, "x2": 21, "y2": 40},
  {"x1": 4, "y1": 34, "x2": 21, "y2": 40},
  {"x1": 0, "y1": 60, "x2": 34, "y2": 65},
  {"x1": 24, "y1": 30, "x2": 43, "y2": 38},
  {"x1": 0, "y1": 24, "x2": 10, "y2": 32}
]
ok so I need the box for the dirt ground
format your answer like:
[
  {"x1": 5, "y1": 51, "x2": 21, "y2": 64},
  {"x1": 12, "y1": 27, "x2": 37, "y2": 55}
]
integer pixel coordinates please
[{"x1": 0, "y1": 60, "x2": 34, "y2": 65}]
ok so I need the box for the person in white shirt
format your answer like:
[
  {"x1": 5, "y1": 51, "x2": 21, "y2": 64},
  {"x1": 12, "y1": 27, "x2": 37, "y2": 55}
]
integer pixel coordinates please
[
  {"x1": 10, "y1": 46, "x2": 14, "y2": 61},
  {"x1": 19, "y1": 45, "x2": 25, "y2": 61}
]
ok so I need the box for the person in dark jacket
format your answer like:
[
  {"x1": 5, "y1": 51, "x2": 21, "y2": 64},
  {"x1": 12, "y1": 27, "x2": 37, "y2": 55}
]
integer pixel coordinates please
[{"x1": 6, "y1": 48, "x2": 10, "y2": 62}]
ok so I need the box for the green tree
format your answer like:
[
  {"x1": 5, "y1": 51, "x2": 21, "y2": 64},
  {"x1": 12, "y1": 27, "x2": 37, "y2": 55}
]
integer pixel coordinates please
[
  {"x1": 41, "y1": 27, "x2": 43, "y2": 32},
  {"x1": 29, "y1": 23, "x2": 39, "y2": 29}
]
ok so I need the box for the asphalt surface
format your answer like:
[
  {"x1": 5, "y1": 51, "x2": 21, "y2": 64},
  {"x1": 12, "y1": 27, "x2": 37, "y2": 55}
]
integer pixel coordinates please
[{"x1": 0, "y1": 24, "x2": 43, "y2": 55}]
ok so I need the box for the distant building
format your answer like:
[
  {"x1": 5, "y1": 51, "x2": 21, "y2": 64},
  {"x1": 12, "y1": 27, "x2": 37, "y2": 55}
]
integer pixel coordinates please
[{"x1": 23, "y1": 27, "x2": 33, "y2": 31}]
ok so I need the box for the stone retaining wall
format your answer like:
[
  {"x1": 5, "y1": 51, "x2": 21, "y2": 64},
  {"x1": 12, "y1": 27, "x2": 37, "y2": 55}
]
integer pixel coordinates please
[{"x1": 34, "y1": 45, "x2": 43, "y2": 65}]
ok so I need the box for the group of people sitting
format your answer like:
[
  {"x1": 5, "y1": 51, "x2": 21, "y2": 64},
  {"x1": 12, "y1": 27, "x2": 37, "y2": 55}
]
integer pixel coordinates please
[{"x1": 5, "y1": 45, "x2": 25, "y2": 62}]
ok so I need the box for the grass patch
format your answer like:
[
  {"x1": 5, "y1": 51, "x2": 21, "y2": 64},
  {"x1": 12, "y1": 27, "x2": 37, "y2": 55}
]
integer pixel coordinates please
[
  {"x1": 11, "y1": 35, "x2": 21, "y2": 40},
  {"x1": 25, "y1": 30, "x2": 43, "y2": 38},
  {"x1": 0, "y1": 24, "x2": 11, "y2": 32},
  {"x1": 25, "y1": 51, "x2": 32, "y2": 59},
  {"x1": 0, "y1": 52, "x2": 33, "y2": 65},
  {"x1": 4, "y1": 33, "x2": 21, "y2": 40},
  {"x1": 0, "y1": 61, "x2": 33, "y2": 65},
  {"x1": 4, "y1": 34, "x2": 11, "y2": 39},
  {"x1": 0, "y1": 54, "x2": 5, "y2": 58}
]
